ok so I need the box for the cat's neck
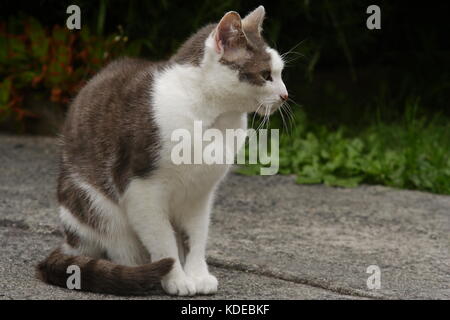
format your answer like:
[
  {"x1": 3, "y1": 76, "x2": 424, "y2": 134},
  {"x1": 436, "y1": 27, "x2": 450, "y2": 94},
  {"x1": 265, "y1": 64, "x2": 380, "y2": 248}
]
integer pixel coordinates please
[{"x1": 153, "y1": 63, "x2": 252, "y2": 127}]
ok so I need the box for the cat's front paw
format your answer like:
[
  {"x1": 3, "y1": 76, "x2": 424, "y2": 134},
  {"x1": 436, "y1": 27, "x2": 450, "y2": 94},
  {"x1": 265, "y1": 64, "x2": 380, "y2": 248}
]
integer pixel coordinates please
[
  {"x1": 190, "y1": 273, "x2": 218, "y2": 295},
  {"x1": 162, "y1": 275, "x2": 196, "y2": 296}
]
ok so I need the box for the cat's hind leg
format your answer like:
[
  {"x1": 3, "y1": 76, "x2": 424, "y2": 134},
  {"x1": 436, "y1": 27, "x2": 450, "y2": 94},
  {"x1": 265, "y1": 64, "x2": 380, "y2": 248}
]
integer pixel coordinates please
[
  {"x1": 59, "y1": 206, "x2": 104, "y2": 258},
  {"x1": 104, "y1": 230, "x2": 150, "y2": 266}
]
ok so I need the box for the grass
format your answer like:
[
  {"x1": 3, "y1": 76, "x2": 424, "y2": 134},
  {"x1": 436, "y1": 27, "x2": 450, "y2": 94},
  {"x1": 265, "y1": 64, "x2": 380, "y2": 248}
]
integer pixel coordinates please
[{"x1": 237, "y1": 100, "x2": 450, "y2": 195}]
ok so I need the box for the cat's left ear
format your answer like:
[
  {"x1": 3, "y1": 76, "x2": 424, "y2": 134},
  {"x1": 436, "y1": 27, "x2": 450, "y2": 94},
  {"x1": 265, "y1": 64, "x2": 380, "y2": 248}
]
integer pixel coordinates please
[
  {"x1": 214, "y1": 11, "x2": 248, "y2": 61},
  {"x1": 242, "y1": 5, "x2": 265, "y2": 35}
]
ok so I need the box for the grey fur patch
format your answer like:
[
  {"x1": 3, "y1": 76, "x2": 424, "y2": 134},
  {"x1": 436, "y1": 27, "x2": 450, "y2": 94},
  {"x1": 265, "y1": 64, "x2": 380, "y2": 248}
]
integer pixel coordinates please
[
  {"x1": 171, "y1": 24, "x2": 216, "y2": 66},
  {"x1": 64, "y1": 227, "x2": 81, "y2": 248},
  {"x1": 60, "y1": 57, "x2": 162, "y2": 203}
]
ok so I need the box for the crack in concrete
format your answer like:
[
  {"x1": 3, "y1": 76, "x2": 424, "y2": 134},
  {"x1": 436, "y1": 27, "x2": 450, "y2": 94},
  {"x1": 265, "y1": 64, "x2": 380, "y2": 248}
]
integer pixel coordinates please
[
  {"x1": 0, "y1": 219, "x2": 62, "y2": 236},
  {"x1": 207, "y1": 257, "x2": 385, "y2": 299},
  {"x1": 0, "y1": 219, "x2": 29, "y2": 230}
]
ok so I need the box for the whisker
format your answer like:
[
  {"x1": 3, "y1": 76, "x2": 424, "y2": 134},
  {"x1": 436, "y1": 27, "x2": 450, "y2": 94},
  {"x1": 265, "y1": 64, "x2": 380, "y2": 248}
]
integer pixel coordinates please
[
  {"x1": 284, "y1": 39, "x2": 307, "y2": 55},
  {"x1": 281, "y1": 39, "x2": 307, "y2": 63},
  {"x1": 278, "y1": 104, "x2": 291, "y2": 135},
  {"x1": 287, "y1": 97, "x2": 300, "y2": 107},
  {"x1": 281, "y1": 103, "x2": 294, "y2": 131},
  {"x1": 251, "y1": 103, "x2": 264, "y2": 129},
  {"x1": 282, "y1": 102, "x2": 295, "y2": 127},
  {"x1": 286, "y1": 102, "x2": 296, "y2": 120},
  {"x1": 262, "y1": 105, "x2": 270, "y2": 131},
  {"x1": 262, "y1": 106, "x2": 269, "y2": 131},
  {"x1": 281, "y1": 51, "x2": 305, "y2": 61},
  {"x1": 256, "y1": 106, "x2": 268, "y2": 131}
]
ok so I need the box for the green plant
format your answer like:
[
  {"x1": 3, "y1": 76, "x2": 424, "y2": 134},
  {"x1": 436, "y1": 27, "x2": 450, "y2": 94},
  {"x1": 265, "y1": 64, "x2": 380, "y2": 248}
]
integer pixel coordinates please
[{"x1": 238, "y1": 102, "x2": 450, "y2": 195}]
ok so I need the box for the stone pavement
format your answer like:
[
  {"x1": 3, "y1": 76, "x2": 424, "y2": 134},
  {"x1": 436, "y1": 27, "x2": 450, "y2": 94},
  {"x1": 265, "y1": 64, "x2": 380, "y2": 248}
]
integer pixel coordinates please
[{"x1": 0, "y1": 135, "x2": 449, "y2": 299}]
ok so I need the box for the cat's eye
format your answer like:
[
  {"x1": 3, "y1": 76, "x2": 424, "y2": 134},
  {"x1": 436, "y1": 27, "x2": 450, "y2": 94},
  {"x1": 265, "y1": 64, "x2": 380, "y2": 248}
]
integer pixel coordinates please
[{"x1": 261, "y1": 70, "x2": 272, "y2": 82}]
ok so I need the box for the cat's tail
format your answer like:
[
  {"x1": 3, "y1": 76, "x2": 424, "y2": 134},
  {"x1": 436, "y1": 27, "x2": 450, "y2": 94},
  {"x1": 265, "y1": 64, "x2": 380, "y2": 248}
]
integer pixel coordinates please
[{"x1": 36, "y1": 248, "x2": 173, "y2": 295}]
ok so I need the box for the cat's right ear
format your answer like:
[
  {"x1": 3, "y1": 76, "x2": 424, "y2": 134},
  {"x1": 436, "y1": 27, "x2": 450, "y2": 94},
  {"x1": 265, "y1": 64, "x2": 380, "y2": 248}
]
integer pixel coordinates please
[{"x1": 214, "y1": 11, "x2": 248, "y2": 61}]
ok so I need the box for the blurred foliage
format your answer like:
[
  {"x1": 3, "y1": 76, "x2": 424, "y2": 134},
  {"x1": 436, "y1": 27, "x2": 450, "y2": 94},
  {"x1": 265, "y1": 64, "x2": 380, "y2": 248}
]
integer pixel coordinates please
[
  {"x1": 238, "y1": 100, "x2": 450, "y2": 195},
  {"x1": 0, "y1": 15, "x2": 137, "y2": 130}
]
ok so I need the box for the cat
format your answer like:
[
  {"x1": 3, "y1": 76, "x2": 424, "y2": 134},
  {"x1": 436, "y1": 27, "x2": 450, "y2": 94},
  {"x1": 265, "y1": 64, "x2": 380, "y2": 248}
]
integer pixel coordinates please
[{"x1": 37, "y1": 5, "x2": 288, "y2": 296}]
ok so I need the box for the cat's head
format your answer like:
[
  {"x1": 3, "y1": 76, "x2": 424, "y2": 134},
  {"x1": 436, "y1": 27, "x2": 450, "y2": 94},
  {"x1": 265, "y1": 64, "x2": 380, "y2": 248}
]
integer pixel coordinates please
[{"x1": 175, "y1": 6, "x2": 288, "y2": 115}]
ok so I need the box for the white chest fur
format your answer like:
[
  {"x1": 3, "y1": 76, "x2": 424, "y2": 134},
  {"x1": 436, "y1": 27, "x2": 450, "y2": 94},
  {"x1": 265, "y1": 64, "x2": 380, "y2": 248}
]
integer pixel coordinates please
[{"x1": 150, "y1": 64, "x2": 248, "y2": 210}]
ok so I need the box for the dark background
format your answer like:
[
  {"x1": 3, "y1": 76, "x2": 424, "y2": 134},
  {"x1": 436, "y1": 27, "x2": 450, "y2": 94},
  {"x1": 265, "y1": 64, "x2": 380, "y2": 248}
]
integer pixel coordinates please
[{"x1": 1, "y1": 0, "x2": 449, "y2": 131}]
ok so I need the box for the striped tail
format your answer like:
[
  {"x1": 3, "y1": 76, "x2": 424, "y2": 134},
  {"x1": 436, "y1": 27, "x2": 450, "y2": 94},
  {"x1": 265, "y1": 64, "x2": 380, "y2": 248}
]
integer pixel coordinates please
[{"x1": 36, "y1": 248, "x2": 173, "y2": 295}]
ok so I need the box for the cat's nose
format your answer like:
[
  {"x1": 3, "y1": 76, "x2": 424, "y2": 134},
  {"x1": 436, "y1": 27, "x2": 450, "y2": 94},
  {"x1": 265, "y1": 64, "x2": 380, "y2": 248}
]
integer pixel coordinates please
[{"x1": 280, "y1": 93, "x2": 288, "y2": 101}]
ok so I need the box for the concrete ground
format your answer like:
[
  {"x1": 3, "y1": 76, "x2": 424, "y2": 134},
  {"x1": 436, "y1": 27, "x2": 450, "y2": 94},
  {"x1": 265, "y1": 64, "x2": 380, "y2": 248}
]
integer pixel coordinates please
[{"x1": 0, "y1": 135, "x2": 449, "y2": 300}]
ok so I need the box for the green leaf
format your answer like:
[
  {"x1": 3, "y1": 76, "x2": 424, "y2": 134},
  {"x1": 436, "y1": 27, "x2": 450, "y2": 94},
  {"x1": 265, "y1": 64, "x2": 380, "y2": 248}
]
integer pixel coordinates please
[
  {"x1": 0, "y1": 79, "x2": 12, "y2": 106},
  {"x1": 27, "y1": 17, "x2": 49, "y2": 62},
  {"x1": 296, "y1": 175, "x2": 322, "y2": 184},
  {"x1": 234, "y1": 165, "x2": 261, "y2": 176}
]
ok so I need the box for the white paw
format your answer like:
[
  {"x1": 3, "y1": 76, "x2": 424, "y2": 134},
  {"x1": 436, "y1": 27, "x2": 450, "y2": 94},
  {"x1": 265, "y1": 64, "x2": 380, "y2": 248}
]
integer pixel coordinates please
[
  {"x1": 190, "y1": 273, "x2": 218, "y2": 295},
  {"x1": 162, "y1": 275, "x2": 196, "y2": 296}
]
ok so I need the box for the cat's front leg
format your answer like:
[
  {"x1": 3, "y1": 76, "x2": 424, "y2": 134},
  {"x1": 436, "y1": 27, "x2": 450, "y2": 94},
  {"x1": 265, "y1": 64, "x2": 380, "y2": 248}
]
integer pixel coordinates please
[
  {"x1": 181, "y1": 192, "x2": 218, "y2": 295},
  {"x1": 124, "y1": 179, "x2": 196, "y2": 296}
]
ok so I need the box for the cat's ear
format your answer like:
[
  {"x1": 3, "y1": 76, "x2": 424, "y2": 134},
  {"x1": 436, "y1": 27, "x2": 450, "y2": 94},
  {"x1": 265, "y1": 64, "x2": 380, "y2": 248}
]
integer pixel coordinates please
[
  {"x1": 242, "y1": 5, "x2": 265, "y2": 35},
  {"x1": 214, "y1": 11, "x2": 248, "y2": 60}
]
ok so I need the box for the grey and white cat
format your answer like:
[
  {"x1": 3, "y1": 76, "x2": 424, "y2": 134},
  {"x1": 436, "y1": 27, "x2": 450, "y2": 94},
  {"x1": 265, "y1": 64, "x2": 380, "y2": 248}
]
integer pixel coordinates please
[{"x1": 37, "y1": 6, "x2": 288, "y2": 296}]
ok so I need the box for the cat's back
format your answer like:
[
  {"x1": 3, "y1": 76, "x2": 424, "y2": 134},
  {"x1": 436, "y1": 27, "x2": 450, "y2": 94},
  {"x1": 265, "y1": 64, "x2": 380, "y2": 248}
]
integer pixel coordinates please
[
  {"x1": 60, "y1": 57, "x2": 162, "y2": 200},
  {"x1": 64, "y1": 57, "x2": 157, "y2": 133}
]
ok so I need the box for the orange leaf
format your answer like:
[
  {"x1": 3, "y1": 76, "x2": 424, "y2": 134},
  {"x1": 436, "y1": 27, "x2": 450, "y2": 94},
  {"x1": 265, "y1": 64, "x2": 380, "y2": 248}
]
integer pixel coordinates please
[{"x1": 50, "y1": 87, "x2": 62, "y2": 102}]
